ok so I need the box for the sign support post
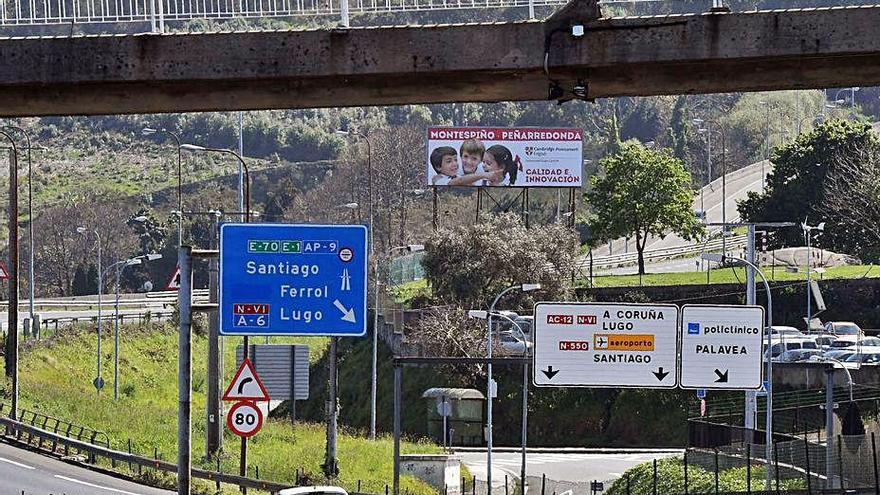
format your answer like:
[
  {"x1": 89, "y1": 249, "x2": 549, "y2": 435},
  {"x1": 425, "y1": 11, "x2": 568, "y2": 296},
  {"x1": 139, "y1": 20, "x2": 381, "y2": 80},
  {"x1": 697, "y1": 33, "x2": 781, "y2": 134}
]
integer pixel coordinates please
[{"x1": 177, "y1": 246, "x2": 193, "y2": 495}]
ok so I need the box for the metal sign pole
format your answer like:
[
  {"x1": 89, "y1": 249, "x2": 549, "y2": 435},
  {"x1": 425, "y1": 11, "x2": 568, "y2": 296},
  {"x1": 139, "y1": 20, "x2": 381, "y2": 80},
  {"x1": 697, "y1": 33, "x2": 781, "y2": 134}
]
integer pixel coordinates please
[
  {"x1": 6, "y1": 146, "x2": 19, "y2": 420},
  {"x1": 393, "y1": 364, "x2": 401, "y2": 495},
  {"x1": 177, "y1": 246, "x2": 193, "y2": 495},
  {"x1": 206, "y1": 214, "x2": 221, "y2": 458}
]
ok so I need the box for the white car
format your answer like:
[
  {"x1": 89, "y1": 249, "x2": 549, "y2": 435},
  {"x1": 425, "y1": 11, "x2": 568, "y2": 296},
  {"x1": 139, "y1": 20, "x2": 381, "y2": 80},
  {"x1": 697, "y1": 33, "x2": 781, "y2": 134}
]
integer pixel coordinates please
[{"x1": 280, "y1": 487, "x2": 349, "y2": 495}]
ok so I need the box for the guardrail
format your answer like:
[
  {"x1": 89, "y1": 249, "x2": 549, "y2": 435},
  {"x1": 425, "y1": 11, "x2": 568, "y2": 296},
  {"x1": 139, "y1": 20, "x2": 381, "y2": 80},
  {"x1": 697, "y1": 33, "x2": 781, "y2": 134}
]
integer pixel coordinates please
[
  {"x1": 0, "y1": 412, "x2": 292, "y2": 493},
  {"x1": 36, "y1": 310, "x2": 175, "y2": 335},
  {"x1": 583, "y1": 235, "x2": 749, "y2": 270}
]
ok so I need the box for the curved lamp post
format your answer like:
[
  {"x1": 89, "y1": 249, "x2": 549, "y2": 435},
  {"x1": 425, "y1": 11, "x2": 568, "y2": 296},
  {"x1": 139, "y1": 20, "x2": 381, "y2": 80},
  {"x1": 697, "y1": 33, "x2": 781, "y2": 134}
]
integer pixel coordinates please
[
  {"x1": 703, "y1": 252, "x2": 773, "y2": 490},
  {"x1": 483, "y1": 283, "x2": 541, "y2": 495}
]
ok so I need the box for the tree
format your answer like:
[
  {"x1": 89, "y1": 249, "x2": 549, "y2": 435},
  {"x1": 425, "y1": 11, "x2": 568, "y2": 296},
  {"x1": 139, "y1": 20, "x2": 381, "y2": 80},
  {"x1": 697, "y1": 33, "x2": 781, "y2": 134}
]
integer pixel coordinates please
[
  {"x1": 738, "y1": 119, "x2": 879, "y2": 256},
  {"x1": 587, "y1": 141, "x2": 703, "y2": 275},
  {"x1": 421, "y1": 213, "x2": 578, "y2": 310},
  {"x1": 818, "y1": 136, "x2": 880, "y2": 260}
]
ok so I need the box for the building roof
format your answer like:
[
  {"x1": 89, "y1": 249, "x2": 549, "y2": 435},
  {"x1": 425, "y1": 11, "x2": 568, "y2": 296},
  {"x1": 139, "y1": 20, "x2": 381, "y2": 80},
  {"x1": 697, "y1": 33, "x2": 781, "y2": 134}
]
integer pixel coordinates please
[{"x1": 422, "y1": 388, "x2": 485, "y2": 400}]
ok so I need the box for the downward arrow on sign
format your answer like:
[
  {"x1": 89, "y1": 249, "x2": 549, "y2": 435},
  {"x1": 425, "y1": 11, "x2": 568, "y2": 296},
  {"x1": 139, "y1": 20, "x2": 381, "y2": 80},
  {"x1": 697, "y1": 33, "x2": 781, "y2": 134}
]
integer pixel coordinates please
[
  {"x1": 653, "y1": 367, "x2": 670, "y2": 381},
  {"x1": 542, "y1": 366, "x2": 559, "y2": 380},
  {"x1": 714, "y1": 369, "x2": 729, "y2": 383}
]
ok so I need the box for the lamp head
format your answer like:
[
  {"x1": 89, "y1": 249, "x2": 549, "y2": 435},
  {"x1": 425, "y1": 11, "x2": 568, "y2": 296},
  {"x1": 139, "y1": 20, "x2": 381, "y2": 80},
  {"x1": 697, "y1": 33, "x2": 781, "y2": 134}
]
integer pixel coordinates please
[
  {"x1": 132, "y1": 215, "x2": 148, "y2": 223},
  {"x1": 467, "y1": 310, "x2": 488, "y2": 320},
  {"x1": 817, "y1": 222, "x2": 826, "y2": 232},
  {"x1": 126, "y1": 258, "x2": 143, "y2": 266},
  {"x1": 335, "y1": 130, "x2": 350, "y2": 136},
  {"x1": 146, "y1": 253, "x2": 163, "y2": 261},
  {"x1": 701, "y1": 253, "x2": 724, "y2": 263},
  {"x1": 407, "y1": 244, "x2": 425, "y2": 253},
  {"x1": 141, "y1": 127, "x2": 157, "y2": 136},
  {"x1": 521, "y1": 283, "x2": 542, "y2": 292},
  {"x1": 76, "y1": 226, "x2": 86, "y2": 234},
  {"x1": 180, "y1": 144, "x2": 206, "y2": 153}
]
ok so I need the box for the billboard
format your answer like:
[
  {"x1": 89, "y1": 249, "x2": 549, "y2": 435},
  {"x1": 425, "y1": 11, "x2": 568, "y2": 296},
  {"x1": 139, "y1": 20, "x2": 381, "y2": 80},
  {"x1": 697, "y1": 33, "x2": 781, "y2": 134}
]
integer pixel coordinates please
[{"x1": 426, "y1": 127, "x2": 584, "y2": 188}]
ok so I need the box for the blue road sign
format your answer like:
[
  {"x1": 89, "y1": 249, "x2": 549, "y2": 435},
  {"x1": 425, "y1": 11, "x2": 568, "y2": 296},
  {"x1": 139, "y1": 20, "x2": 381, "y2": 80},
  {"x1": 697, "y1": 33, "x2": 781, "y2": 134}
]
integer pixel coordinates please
[
  {"x1": 696, "y1": 389, "x2": 706, "y2": 399},
  {"x1": 219, "y1": 223, "x2": 368, "y2": 337}
]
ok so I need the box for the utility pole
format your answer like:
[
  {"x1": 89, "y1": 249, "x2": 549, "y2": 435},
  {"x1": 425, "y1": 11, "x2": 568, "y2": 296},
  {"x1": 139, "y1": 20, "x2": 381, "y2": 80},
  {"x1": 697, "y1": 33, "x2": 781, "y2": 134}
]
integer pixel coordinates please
[
  {"x1": 324, "y1": 337, "x2": 339, "y2": 478},
  {"x1": 5, "y1": 144, "x2": 20, "y2": 420},
  {"x1": 744, "y1": 225, "x2": 757, "y2": 439},
  {"x1": 177, "y1": 246, "x2": 193, "y2": 495},
  {"x1": 206, "y1": 212, "x2": 222, "y2": 457}
]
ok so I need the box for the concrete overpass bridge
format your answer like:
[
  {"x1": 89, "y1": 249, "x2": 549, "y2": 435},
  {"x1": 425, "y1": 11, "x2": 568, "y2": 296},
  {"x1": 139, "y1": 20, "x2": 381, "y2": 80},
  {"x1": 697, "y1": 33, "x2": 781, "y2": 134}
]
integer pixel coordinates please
[{"x1": 2, "y1": 1, "x2": 880, "y2": 116}]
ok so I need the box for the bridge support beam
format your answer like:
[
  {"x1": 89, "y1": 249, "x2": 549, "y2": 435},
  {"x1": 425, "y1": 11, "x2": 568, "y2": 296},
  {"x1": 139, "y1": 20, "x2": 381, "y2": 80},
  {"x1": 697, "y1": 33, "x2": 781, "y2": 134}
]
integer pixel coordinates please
[{"x1": 3, "y1": 6, "x2": 880, "y2": 115}]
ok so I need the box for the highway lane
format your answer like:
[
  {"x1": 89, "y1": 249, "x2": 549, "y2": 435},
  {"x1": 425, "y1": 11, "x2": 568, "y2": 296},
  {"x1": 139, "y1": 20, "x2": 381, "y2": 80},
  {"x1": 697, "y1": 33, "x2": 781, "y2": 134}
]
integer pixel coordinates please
[
  {"x1": 0, "y1": 440, "x2": 172, "y2": 495},
  {"x1": 458, "y1": 450, "x2": 682, "y2": 485}
]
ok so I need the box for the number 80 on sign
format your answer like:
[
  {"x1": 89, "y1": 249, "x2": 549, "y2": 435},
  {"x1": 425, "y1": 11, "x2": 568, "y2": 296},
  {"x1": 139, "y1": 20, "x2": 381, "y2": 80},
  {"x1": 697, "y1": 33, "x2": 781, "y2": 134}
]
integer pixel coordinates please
[{"x1": 227, "y1": 401, "x2": 264, "y2": 438}]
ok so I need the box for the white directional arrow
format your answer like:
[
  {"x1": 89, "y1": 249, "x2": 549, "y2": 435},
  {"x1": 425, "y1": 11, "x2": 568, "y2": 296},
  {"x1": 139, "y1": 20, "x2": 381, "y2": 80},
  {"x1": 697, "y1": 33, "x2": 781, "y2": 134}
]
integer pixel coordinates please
[{"x1": 333, "y1": 299, "x2": 357, "y2": 323}]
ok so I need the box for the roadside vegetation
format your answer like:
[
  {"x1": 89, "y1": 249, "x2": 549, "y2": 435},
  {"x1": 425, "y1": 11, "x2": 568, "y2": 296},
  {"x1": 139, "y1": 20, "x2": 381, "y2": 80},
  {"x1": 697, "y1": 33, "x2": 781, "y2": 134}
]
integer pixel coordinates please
[
  {"x1": 0, "y1": 322, "x2": 439, "y2": 495},
  {"x1": 606, "y1": 457, "x2": 806, "y2": 495}
]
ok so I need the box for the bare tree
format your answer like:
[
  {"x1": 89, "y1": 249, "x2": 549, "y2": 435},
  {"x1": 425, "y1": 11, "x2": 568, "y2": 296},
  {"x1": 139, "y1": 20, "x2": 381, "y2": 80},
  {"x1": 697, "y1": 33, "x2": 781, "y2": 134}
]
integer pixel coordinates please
[{"x1": 820, "y1": 141, "x2": 880, "y2": 250}]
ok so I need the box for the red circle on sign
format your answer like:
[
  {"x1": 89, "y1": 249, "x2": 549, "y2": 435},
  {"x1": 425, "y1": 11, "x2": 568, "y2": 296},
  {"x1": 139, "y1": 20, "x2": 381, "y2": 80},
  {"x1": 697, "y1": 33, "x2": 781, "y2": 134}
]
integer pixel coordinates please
[
  {"x1": 338, "y1": 247, "x2": 354, "y2": 263},
  {"x1": 226, "y1": 401, "x2": 264, "y2": 438}
]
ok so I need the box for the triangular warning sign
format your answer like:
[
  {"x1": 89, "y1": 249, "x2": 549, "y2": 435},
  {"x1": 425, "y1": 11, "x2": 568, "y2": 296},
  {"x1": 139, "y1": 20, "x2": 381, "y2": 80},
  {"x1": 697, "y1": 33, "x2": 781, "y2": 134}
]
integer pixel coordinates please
[
  {"x1": 0, "y1": 261, "x2": 9, "y2": 280},
  {"x1": 165, "y1": 265, "x2": 181, "y2": 291},
  {"x1": 222, "y1": 358, "x2": 270, "y2": 402}
]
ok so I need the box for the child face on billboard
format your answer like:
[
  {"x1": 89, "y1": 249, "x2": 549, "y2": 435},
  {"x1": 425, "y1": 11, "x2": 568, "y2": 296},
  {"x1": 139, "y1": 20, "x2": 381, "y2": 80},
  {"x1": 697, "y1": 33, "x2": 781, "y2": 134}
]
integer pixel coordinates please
[
  {"x1": 482, "y1": 151, "x2": 504, "y2": 181},
  {"x1": 439, "y1": 153, "x2": 459, "y2": 176},
  {"x1": 461, "y1": 151, "x2": 482, "y2": 174}
]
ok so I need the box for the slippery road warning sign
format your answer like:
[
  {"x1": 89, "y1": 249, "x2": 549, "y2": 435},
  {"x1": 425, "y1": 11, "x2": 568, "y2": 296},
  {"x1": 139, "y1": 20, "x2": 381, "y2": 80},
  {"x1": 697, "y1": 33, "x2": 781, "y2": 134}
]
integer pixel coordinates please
[
  {"x1": 222, "y1": 358, "x2": 270, "y2": 402},
  {"x1": 679, "y1": 304, "x2": 765, "y2": 390},
  {"x1": 533, "y1": 302, "x2": 679, "y2": 388}
]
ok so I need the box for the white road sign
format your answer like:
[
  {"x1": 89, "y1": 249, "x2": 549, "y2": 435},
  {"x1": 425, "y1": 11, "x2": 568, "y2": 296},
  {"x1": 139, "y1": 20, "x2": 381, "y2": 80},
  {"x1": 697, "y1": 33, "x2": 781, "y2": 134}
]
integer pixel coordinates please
[
  {"x1": 678, "y1": 304, "x2": 765, "y2": 390},
  {"x1": 222, "y1": 358, "x2": 270, "y2": 402},
  {"x1": 226, "y1": 400, "x2": 264, "y2": 438},
  {"x1": 533, "y1": 302, "x2": 679, "y2": 388}
]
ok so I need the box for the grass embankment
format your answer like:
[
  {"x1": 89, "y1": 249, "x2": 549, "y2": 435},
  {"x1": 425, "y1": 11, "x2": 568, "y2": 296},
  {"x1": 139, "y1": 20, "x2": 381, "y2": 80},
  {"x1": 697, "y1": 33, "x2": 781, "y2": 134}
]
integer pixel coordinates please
[
  {"x1": 391, "y1": 265, "x2": 879, "y2": 303},
  {"x1": 587, "y1": 264, "x2": 878, "y2": 288},
  {"x1": 606, "y1": 457, "x2": 806, "y2": 495},
  {"x1": 3, "y1": 322, "x2": 439, "y2": 495}
]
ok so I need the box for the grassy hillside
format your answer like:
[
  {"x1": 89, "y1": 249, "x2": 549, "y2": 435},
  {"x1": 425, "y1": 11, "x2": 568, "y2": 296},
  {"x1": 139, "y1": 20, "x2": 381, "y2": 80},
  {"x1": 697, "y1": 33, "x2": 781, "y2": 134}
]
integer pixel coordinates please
[{"x1": 2, "y1": 322, "x2": 440, "y2": 495}]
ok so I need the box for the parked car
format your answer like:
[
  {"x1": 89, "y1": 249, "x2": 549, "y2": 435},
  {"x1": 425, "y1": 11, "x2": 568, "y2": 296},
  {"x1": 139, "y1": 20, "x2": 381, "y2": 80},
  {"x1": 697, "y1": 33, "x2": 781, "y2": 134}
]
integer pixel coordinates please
[
  {"x1": 777, "y1": 349, "x2": 824, "y2": 363},
  {"x1": 824, "y1": 321, "x2": 864, "y2": 342},
  {"x1": 497, "y1": 330, "x2": 531, "y2": 355},
  {"x1": 765, "y1": 338, "x2": 818, "y2": 359},
  {"x1": 844, "y1": 349, "x2": 880, "y2": 365},
  {"x1": 765, "y1": 325, "x2": 805, "y2": 338},
  {"x1": 813, "y1": 334, "x2": 838, "y2": 349},
  {"x1": 823, "y1": 349, "x2": 857, "y2": 361}
]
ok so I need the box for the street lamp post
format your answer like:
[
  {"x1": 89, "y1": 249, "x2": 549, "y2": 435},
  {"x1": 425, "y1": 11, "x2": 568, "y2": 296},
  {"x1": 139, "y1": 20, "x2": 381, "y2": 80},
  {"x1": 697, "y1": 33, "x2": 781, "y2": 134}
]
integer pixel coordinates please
[
  {"x1": 3, "y1": 126, "x2": 37, "y2": 340},
  {"x1": 337, "y1": 129, "x2": 380, "y2": 439},
  {"x1": 694, "y1": 120, "x2": 727, "y2": 256},
  {"x1": 142, "y1": 127, "x2": 183, "y2": 246},
  {"x1": 107, "y1": 252, "x2": 163, "y2": 401},
  {"x1": 77, "y1": 226, "x2": 103, "y2": 395},
  {"x1": 180, "y1": 143, "x2": 251, "y2": 476},
  {"x1": 485, "y1": 283, "x2": 541, "y2": 495},
  {"x1": 469, "y1": 310, "x2": 531, "y2": 495},
  {"x1": 0, "y1": 130, "x2": 20, "y2": 420},
  {"x1": 703, "y1": 253, "x2": 774, "y2": 490}
]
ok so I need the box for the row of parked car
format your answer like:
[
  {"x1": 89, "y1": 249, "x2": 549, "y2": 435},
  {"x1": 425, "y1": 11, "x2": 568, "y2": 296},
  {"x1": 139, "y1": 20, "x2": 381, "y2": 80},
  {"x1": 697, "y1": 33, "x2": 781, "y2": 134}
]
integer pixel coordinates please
[{"x1": 766, "y1": 321, "x2": 880, "y2": 365}]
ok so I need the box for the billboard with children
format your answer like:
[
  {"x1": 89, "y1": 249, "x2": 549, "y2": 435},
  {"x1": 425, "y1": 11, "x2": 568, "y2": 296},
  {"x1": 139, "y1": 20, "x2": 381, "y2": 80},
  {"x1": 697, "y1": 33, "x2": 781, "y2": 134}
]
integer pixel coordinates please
[{"x1": 426, "y1": 126, "x2": 584, "y2": 188}]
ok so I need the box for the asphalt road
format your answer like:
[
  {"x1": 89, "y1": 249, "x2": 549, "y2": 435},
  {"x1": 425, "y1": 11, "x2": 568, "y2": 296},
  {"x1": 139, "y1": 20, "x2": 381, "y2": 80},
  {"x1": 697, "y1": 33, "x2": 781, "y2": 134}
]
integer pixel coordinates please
[
  {"x1": 0, "y1": 440, "x2": 172, "y2": 495},
  {"x1": 457, "y1": 450, "x2": 682, "y2": 485}
]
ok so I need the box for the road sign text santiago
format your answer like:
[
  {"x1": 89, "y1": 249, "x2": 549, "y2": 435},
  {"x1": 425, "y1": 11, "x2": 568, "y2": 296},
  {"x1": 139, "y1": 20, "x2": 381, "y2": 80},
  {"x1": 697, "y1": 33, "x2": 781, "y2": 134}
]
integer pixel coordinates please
[{"x1": 219, "y1": 223, "x2": 368, "y2": 336}]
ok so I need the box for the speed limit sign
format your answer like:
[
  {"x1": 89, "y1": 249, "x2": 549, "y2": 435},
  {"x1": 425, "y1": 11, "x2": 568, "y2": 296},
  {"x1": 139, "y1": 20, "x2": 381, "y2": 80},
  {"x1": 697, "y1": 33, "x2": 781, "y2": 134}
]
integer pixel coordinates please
[{"x1": 227, "y1": 401, "x2": 264, "y2": 438}]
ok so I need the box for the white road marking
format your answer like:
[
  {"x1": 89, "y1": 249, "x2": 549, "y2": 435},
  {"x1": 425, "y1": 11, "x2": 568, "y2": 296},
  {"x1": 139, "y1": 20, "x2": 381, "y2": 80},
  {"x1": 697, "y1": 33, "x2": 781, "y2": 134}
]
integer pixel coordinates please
[
  {"x1": 54, "y1": 474, "x2": 145, "y2": 495},
  {"x1": 0, "y1": 456, "x2": 35, "y2": 470}
]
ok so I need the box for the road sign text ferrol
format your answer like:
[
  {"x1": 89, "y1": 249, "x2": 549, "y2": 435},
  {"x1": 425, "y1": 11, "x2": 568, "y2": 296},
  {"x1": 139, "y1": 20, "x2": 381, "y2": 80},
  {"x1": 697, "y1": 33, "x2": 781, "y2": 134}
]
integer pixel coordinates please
[{"x1": 220, "y1": 223, "x2": 368, "y2": 336}]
